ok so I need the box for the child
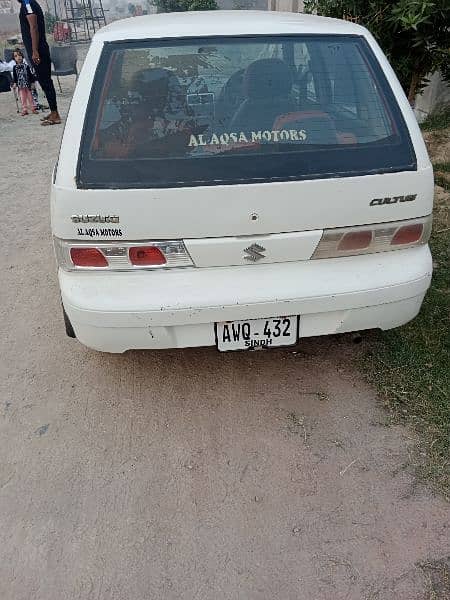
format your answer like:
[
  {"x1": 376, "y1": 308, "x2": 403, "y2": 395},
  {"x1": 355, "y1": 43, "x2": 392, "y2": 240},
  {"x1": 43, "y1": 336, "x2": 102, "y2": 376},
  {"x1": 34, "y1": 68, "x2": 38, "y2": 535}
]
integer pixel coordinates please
[{"x1": 12, "y1": 49, "x2": 37, "y2": 116}]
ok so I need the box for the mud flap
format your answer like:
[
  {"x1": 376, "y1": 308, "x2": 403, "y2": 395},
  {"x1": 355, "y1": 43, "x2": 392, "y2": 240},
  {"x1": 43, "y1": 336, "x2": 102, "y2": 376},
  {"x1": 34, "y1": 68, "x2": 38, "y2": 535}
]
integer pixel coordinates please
[{"x1": 62, "y1": 304, "x2": 76, "y2": 338}]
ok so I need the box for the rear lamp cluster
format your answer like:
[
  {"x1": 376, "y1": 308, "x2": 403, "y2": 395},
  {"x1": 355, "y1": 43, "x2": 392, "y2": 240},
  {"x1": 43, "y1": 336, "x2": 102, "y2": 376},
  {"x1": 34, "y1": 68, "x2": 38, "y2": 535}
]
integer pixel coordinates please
[
  {"x1": 54, "y1": 239, "x2": 193, "y2": 270},
  {"x1": 54, "y1": 216, "x2": 431, "y2": 271},
  {"x1": 312, "y1": 216, "x2": 432, "y2": 259}
]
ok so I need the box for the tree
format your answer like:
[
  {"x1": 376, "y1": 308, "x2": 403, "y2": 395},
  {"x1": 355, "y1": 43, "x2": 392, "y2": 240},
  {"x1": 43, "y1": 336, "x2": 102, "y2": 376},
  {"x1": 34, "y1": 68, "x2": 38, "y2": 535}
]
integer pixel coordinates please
[
  {"x1": 44, "y1": 11, "x2": 57, "y2": 34},
  {"x1": 152, "y1": 0, "x2": 217, "y2": 12},
  {"x1": 304, "y1": 0, "x2": 450, "y2": 103}
]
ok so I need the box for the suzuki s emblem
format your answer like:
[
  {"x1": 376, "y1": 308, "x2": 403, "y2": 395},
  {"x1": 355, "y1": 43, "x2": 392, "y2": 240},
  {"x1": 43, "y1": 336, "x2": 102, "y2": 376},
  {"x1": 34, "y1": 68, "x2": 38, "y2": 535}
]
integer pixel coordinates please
[{"x1": 243, "y1": 243, "x2": 266, "y2": 262}]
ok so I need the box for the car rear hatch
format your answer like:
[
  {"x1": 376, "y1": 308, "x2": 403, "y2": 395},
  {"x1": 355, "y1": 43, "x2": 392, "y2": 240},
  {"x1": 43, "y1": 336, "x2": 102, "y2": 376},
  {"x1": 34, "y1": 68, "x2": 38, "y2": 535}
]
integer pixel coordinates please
[{"x1": 52, "y1": 32, "x2": 433, "y2": 268}]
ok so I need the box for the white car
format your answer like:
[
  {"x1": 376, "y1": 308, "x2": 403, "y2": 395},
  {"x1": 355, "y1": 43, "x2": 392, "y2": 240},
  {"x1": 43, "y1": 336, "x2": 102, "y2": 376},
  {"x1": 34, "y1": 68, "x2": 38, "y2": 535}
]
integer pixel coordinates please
[{"x1": 51, "y1": 11, "x2": 433, "y2": 353}]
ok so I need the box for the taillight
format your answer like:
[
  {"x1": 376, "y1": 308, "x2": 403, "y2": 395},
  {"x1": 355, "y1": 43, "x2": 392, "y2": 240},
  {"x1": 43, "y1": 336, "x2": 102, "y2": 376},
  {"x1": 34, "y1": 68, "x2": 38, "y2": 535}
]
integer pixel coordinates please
[
  {"x1": 129, "y1": 246, "x2": 166, "y2": 266},
  {"x1": 312, "y1": 216, "x2": 432, "y2": 259},
  {"x1": 55, "y1": 239, "x2": 192, "y2": 271},
  {"x1": 70, "y1": 247, "x2": 108, "y2": 268},
  {"x1": 338, "y1": 230, "x2": 372, "y2": 251},
  {"x1": 391, "y1": 223, "x2": 423, "y2": 245}
]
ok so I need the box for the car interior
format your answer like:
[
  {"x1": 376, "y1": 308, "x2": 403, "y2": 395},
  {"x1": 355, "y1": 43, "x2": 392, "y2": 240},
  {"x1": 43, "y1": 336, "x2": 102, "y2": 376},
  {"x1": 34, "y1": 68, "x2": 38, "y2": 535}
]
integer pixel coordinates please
[{"x1": 94, "y1": 39, "x2": 393, "y2": 160}]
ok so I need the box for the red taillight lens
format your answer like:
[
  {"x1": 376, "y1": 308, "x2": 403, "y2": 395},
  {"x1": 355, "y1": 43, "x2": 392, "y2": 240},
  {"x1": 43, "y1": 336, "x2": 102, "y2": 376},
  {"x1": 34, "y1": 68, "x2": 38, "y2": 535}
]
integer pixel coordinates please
[
  {"x1": 311, "y1": 216, "x2": 431, "y2": 260},
  {"x1": 338, "y1": 230, "x2": 372, "y2": 251},
  {"x1": 70, "y1": 247, "x2": 108, "y2": 267},
  {"x1": 391, "y1": 223, "x2": 423, "y2": 245},
  {"x1": 55, "y1": 239, "x2": 192, "y2": 270},
  {"x1": 129, "y1": 246, "x2": 166, "y2": 266}
]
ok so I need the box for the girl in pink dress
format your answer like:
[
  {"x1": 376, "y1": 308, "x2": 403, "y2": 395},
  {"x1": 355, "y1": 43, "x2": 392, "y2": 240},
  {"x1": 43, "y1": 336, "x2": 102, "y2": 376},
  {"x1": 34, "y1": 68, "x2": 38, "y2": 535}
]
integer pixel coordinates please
[{"x1": 12, "y1": 49, "x2": 37, "y2": 116}]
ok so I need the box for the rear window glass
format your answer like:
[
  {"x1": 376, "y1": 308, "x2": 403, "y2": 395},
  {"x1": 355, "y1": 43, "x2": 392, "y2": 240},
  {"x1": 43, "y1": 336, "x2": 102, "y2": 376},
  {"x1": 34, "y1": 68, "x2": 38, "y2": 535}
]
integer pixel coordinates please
[{"x1": 78, "y1": 35, "x2": 416, "y2": 188}]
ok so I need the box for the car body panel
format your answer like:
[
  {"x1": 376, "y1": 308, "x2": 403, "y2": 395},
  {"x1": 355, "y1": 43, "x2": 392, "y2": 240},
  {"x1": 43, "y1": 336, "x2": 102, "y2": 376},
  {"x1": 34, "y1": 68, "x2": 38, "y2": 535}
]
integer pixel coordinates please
[{"x1": 51, "y1": 12, "x2": 434, "y2": 351}]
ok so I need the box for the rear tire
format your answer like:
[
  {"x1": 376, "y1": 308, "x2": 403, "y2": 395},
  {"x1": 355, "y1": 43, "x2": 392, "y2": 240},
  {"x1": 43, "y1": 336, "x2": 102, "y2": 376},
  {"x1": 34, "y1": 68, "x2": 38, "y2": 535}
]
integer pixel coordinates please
[{"x1": 62, "y1": 306, "x2": 76, "y2": 338}]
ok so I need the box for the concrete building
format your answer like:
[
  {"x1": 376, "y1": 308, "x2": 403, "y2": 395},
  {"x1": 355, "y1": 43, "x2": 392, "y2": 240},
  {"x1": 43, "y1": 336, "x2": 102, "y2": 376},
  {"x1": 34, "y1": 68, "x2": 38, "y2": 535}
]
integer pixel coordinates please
[
  {"x1": 0, "y1": 0, "x2": 17, "y2": 15},
  {"x1": 415, "y1": 71, "x2": 450, "y2": 122},
  {"x1": 0, "y1": 0, "x2": 19, "y2": 34}
]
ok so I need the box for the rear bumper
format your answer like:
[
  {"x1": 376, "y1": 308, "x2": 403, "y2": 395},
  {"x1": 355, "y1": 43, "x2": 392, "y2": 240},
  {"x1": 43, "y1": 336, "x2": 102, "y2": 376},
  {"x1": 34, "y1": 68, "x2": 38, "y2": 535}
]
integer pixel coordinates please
[{"x1": 60, "y1": 246, "x2": 432, "y2": 352}]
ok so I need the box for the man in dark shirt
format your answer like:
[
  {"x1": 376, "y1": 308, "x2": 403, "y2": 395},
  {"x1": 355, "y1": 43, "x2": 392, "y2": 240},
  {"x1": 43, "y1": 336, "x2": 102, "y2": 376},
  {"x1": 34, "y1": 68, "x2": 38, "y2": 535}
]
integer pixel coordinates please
[{"x1": 17, "y1": 0, "x2": 61, "y2": 125}]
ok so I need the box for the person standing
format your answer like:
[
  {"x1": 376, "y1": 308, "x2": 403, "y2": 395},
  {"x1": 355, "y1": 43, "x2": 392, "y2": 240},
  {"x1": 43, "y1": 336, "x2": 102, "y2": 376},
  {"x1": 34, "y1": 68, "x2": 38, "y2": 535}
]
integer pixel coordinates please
[
  {"x1": 17, "y1": 0, "x2": 61, "y2": 125},
  {"x1": 0, "y1": 58, "x2": 15, "y2": 73},
  {"x1": 12, "y1": 48, "x2": 37, "y2": 115}
]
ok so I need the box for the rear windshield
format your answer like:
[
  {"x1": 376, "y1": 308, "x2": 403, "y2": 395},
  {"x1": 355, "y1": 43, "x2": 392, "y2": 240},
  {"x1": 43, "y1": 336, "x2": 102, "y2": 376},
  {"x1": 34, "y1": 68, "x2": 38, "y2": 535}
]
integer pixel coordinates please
[{"x1": 78, "y1": 35, "x2": 416, "y2": 188}]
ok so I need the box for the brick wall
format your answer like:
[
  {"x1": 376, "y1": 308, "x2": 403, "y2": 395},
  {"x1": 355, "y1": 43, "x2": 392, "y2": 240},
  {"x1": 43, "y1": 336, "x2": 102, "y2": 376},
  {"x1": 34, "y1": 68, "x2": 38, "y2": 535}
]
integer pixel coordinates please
[
  {"x1": 0, "y1": 0, "x2": 19, "y2": 14},
  {"x1": 0, "y1": 0, "x2": 21, "y2": 33}
]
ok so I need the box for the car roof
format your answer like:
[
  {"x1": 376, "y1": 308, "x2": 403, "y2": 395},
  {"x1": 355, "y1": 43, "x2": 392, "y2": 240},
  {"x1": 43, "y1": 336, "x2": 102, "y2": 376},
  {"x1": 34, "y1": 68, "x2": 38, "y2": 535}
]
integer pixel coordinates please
[{"x1": 94, "y1": 10, "x2": 367, "y2": 42}]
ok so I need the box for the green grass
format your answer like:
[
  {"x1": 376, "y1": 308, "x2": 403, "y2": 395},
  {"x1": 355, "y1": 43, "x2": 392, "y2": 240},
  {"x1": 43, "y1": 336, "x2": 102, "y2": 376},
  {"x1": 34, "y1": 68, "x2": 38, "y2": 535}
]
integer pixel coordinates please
[
  {"x1": 433, "y1": 162, "x2": 450, "y2": 192},
  {"x1": 434, "y1": 163, "x2": 450, "y2": 173},
  {"x1": 361, "y1": 116, "x2": 450, "y2": 495},
  {"x1": 421, "y1": 106, "x2": 450, "y2": 131},
  {"x1": 362, "y1": 228, "x2": 449, "y2": 495},
  {"x1": 361, "y1": 149, "x2": 450, "y2": 495},
  {"x1": 419, "y1": 557, "x2": 450, "y2": 600}
]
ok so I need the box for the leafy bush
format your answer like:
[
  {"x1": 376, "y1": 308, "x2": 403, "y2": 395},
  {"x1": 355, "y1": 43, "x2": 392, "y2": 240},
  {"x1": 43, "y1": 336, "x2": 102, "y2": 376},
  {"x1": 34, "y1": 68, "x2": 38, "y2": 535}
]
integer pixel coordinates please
[
  {"x1": 152, "y1": 0, "x2": 217, "y2": 12},
  {"x1": 44, "y1": 11, "x2": 57, "y2": 34},
  {"x1": 304, "y1": 0, "x2": 450, "y2": 102}
]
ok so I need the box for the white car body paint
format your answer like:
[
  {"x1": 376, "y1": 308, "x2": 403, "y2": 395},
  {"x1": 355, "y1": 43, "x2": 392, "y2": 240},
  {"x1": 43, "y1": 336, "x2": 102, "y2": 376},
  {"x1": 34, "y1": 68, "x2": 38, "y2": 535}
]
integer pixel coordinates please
[{"x1": 51, "y1": 11, "x2": 433, "y2": 352}]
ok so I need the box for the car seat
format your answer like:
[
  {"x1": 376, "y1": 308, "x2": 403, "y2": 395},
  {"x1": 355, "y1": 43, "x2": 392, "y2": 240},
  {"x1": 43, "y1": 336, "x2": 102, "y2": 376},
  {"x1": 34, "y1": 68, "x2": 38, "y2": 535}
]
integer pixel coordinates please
[
  {"x1": 215, "y1": 68, "x2": 245, "y2": 128},
  {"x1": 230, "y1": 58, "x2": 296, "y2": 132},
  {"x1": 273, "y1": 110, "x2": 339, "y2": 144},
  {"x1": 131, "y1": 68, "x2": 184, "y2": 117}
]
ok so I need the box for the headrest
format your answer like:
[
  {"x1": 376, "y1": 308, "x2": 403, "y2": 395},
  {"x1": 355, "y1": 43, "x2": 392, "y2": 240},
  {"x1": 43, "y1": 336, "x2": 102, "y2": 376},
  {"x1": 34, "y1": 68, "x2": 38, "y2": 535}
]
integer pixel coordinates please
[
  {"x1": 244, "y1": 59, "x2": 292, "y2": 101},
  {"x1": 131, "y1": 68, "x2": 175, "y2": 109}
]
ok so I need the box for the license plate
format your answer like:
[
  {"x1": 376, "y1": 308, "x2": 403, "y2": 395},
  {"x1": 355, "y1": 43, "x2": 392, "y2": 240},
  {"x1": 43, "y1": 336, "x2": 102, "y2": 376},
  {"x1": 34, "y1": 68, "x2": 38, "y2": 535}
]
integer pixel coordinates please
[{"x1": 215, "y1": 316, "x2": 298, "y2": 352}]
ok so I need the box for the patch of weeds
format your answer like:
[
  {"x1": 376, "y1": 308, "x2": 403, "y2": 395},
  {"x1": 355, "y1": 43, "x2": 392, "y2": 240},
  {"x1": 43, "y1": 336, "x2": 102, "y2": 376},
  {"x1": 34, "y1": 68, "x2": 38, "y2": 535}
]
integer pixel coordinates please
[
  {"x1": 434, "y1": 163, "x2": 450, "y2": 173},
  {"x1": 435, "y1": 177, "x2": 450, "y2": 192},
  {"x1": 433, "y1": 162, "x2": 450, "y2": 192},
  {"x1": 421, "y1": 107, "x2": 450, "y2": 131},
  {"x1": 361, "y1": 183, "x2": 449, "y2": 496},
  {"x1": 286, "y1": 412, "x2": 304, "y2": 434},
  {"x1": 286, "y1": 412, "x2": 308, "y2": 444},
  {"x1": 419, "y1": 557, "x2": 450, "y2": 600}
]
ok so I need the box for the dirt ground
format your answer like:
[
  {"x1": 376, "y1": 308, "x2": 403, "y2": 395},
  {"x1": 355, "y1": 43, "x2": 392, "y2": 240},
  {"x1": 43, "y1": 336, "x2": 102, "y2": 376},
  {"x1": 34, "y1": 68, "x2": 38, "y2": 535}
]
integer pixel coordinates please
[
  {"x1": 422, "y1": 129, "x2": 450, "y2": 165},
  {"x1": 0, "y1": 78, "x2": 449, "y2": 600}
]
